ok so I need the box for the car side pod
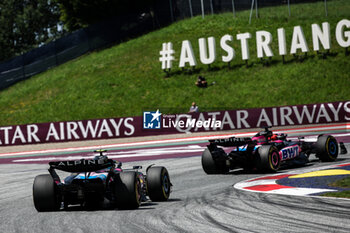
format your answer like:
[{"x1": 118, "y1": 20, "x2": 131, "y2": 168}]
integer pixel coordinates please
[{"x1": 315, "y1": 135, "x2": 339, "y2": 162}]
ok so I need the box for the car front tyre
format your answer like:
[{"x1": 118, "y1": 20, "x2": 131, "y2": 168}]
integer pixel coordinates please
[{"x1": 316, "y1": 135, "x2": 338, "y2": 162}]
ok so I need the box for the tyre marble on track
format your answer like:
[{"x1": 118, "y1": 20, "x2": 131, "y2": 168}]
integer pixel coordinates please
[{"x1": 1, "y1": 156, "x2": 350, "y2": 233}]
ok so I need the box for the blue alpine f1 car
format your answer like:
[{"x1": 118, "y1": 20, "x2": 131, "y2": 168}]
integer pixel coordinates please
[
  {"x1": 33, "y1": 150, "x2": 172, "y2": 211},
  {"x1": 202, "y1": 127, "x2": 347, "y2": 174}
]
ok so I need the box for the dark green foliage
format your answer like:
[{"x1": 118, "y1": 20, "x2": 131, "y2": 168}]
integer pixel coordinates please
[
  {"x1": 0, "y1": 0, "x2": 62, "y2": 62},
  {"x1": 57, "y1": 0, "x2": 155, "y2": 31}
]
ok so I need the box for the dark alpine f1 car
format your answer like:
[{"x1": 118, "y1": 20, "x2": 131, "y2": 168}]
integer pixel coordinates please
[
  {"x1": 33, "y1": 150, "x2": 172, "y2": 211},
  {"x1": 202, "y1": 127, "x2": 347, "y2": 174}
]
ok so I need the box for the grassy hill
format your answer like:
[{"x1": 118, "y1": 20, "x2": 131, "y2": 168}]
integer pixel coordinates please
[{"x1": 0, "y1": 0, "x2": 349, "y2": 126}]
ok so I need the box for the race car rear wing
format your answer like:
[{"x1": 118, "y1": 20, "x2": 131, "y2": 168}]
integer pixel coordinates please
[
  {"x1": 49, "y1": 158, "x2": 115, "y2": 173},
  {"x1": 208, "y1": 137, "x2": 253, "y2": 147}
]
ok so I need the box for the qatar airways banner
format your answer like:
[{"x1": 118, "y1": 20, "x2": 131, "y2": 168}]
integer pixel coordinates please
[{"x1": 0, "y1": 101, "x2": 349, "y2": 146}]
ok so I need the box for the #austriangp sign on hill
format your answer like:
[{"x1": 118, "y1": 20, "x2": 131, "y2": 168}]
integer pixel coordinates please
[
  {"x1": 0, "y1": 101, "x2": 349, "y2": 146},
  {"x1": 159, "y1": 19, "x2": 350, "y2": 70}
]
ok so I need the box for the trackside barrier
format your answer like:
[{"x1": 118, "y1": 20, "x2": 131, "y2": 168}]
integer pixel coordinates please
[{"x1": 0, "y1": 101, "x2": 349, "y2": 147}]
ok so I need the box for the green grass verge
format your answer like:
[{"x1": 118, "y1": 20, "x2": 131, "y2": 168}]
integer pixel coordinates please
[
  {"x1": 0, "y1": 0, "x2": 349, "y2": 126},
  {"x1": 322, "y1": 175, "x2": 350, "y2": 198}
]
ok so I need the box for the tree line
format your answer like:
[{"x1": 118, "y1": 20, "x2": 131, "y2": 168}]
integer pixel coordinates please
[{"x1": 0, "y1": 0, "x2": 156, "y2": 62}]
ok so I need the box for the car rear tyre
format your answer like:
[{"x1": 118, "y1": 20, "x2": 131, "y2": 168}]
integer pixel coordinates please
[
  {"x1": 33, "y1": 174, "x2": 61, "y2": 212},
  {"x1": 201, "y1": 148, "x2": 228, "y2": 174},
  {"x1": 114, "y1": 171, "x2": 141, "y2": 209},
  {"x1": 147, "y1": 166, "x2": 171, "y2": 202},
  {"x1": 257, "y1": 145, "x2": 280, "y2": 172},
  {"x1": 316, "y1": 135, "x2": 338, "y2": 162}
]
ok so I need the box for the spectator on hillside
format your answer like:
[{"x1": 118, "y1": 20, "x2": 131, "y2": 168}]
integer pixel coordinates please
[
  {"x1": 189, "y1": 102, "x2": 199, "y2": 113},
  {"x1": 195, "y1": 76, "x2": 207, "y2": 88}
]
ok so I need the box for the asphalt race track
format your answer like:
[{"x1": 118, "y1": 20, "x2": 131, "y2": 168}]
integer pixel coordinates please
[{"x1": 1, "y1": 130, "x2": 350, "y2": 232}]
